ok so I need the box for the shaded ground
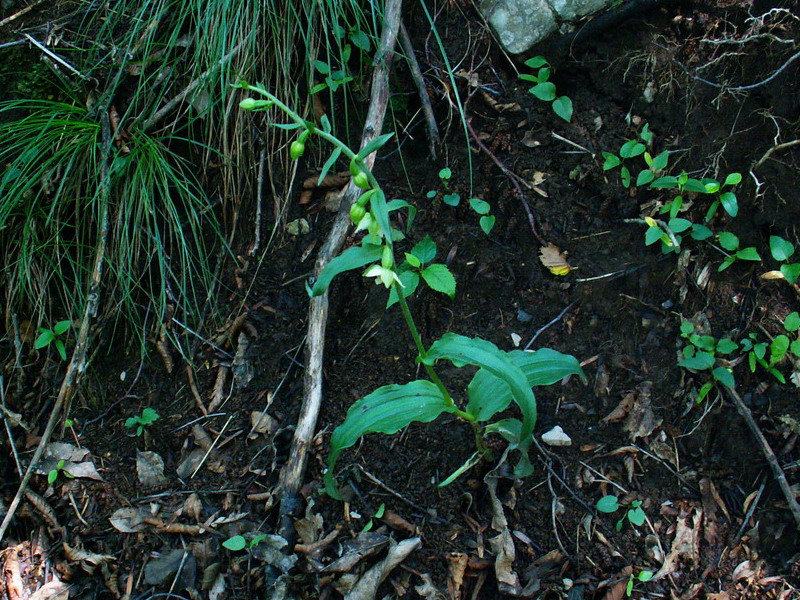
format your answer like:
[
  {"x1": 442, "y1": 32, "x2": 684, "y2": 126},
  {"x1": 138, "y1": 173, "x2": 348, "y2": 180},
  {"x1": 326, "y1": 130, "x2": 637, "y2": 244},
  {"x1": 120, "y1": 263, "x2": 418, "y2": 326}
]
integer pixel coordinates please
[{"x1": 2, "y1": 1, "x2": 800, "y2": 599}]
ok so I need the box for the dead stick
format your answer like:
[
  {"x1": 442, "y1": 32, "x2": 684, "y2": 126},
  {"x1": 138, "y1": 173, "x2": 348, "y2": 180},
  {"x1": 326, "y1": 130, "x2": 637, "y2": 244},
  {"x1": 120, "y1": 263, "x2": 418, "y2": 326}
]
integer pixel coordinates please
[
  {"x1": 275, "y1": 0, "x2": 404, "y2": 542},
  {"x1": 724, "y1": 385, "x2": 800, "y2": 529},
  {"x1": 0, "y1": 110, "x2": 113, "y2": 544},
  {"x1": 398, "y1": 21, "x2": 440, "y2": 159}
]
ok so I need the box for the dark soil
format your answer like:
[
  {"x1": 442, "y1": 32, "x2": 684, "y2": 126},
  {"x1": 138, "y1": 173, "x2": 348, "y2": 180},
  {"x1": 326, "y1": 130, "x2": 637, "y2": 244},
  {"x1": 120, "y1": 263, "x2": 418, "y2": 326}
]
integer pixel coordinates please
[{"x1": 2, "y1": 1, "x2": 800, "y2": 599}]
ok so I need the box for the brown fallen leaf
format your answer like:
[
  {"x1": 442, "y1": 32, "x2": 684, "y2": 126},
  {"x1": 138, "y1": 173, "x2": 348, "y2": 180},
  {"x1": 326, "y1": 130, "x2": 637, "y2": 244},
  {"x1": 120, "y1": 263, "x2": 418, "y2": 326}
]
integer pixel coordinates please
[
  {"x1": 623, "y1": 381, "x2": 662, "y2": 440},
  {"x1": 381, "y1": 510, "x2": 417, "y2": 536},
  {"x1": 446, "y1": 552, "x2": 468, "y2": 600},
  {"x1": 538, "y1": 243, "x2": 573, "y2": 276},
  {"x1": 603, "y1": 392, "x2": 635, "y2": 423},
  {"x1": 653, "y1": 507, "x2": 701, "y2": 580}
]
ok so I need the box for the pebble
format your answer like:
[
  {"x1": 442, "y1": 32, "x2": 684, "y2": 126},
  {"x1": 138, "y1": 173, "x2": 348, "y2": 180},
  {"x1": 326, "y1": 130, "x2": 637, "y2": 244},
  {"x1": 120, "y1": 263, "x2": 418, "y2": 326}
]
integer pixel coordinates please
[{"x1": 541, "y1": 425, "x2": 572, "y2": 447}]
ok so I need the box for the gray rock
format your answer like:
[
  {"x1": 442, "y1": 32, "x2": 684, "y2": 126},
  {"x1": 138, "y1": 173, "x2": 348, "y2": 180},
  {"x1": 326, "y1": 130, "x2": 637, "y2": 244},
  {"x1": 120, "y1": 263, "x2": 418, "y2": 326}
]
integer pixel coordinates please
[
  {"x1": 480, "y1": 0, "x2": 614, "y2": 54},
  {"x1": 549, "y1": 0, "x2": 611, "y2": 21},
  {"x1": 481, "y1": 0, "x2": 556, "y2": 54}
]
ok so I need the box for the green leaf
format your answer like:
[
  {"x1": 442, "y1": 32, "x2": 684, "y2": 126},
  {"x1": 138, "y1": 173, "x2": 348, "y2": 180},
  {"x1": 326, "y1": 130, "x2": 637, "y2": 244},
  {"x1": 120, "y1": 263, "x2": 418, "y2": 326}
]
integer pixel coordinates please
[
  {"x1": 313, "y1": 60, "x2": 330, "y2": 75},
  {"x1": 697, "y1": 381, "x2": 713, "y2": 403},
  {"x1": 411, "y1": 235, "x2": 437, "y2": 263},
  {"x1": 668, "y1": 218, "x2": 692, "y2": 233},
  {"x1": 638, "y1": 570, "x2": 654, "y2": 583},
  {"x1": 439, "y1": 452, "x2": 483, "y2": 487},
  {"x1": 141, "y1": 408, "x2": 159, "y2": 424},
  {"x1": 712, "y1": 366, "x2": 735, "y2": 387},
  {"x1": 718, "y1": 256, "x2": 736, "y2": 271},
  {"x1": 55, "y1": 339, "x2": 67, "y2": 361},
  {"x1": 636, "y1": 169, "x2": 655, "y2": 187},
  {"x1": 524, "y1": 56, "x2": 548, "y2": 69},
  {"x1": 350, "y1": 29, "x2": 370, "y2": 51},
  {"x1": 651, "y1": 151, "x2": 669, "y2": 171},
  {"x1": 369, "y1": 190, "x2": 392, "y2": 241},
  {"x1": 781, "y1": 263, "x2": 800, "y2": 283},
  {"x1": 223, "y1": 536, "x2": 247, "y2": 551},
  {"x1": 469, "y1": 197, "x2": 491, "y2": 215},
  {"x1": 650, "y1": 175, "x2": 678, "y2": 188},
  {"x1": 678, "y1": 352, "x2": 715, "y2": 370},
  {"x1": 645, "y1": 226, "x2": 662, "y2": 246},
  {"x1": 690, "y1": 224, "x2": 713, "y2": 240},
  {"x1": 784, "y1": 312, "x2": 800, "y2": 333},
  {"x1": 704, "y1": 181, "x2": 720, "y2": 194},
  {"x1": 596, "y1": 495, "x2": 620, "y2": 513},
  {"x1": 627, "y1": 506, "x2": 646, "y2": 526},
  {"x1": 790, "y1": 339, "x2": 800, "y2": 357},
  {"x1": 438, "y1": 168, "x2": 452, "y2": 180},
  {"x1": 386, "y1": 271, "x2": 420, "y2": 309},
  {"x1": 272, "y1": 122, "x2": 304, "y2": 130},
  {"x1": 680, "y1": 321, "x2": 694, "y2": 336},
  {"x1": 626, "y1": 579, "x2": 634, "y2": 596},
  {"x1": 736, "y1": 247, "x2": 761, "y2": 261},
  {"x1": 684, "y1": 178, "x2": 708, "y2": 193},
  {"x1": 325, "y1": 381, "x2": 454, "y2": 498},
  {"x1": 723, "y1": 173, "x2": 742, "y2": 186},
  {"x1": 620, "y1": 140, "x2": 645, "y2": 159},
  {"x1": 620, "y1": 166, "x2": 631, "y2": 188},
  {"x1": 770, "y1": 236, "x2": 795, "y2": 262},
  {"x1": 484, "y1": 418, "x2": 523, "y2": 444},
  {"x1": 311, "y1": 244, "x2": 384, "y2": 296},
  {"x1": 480, "y1": 215, "x2": 496, "y2": 234},
  {"x1": 770, "y1": 335, "x2": 790, "y2": 365},
  {"x1": 467, "y1": 348, "x2": 585, "y2": 422},
  {"x1": 602, "y1": 152, "x2": 621, "y2": 170},
  {"x1": 48, "y1": 469, "x2": 58, "y2": 484},
  {"x1": 425, "y1": 334, "x2": 537, "y2": 442},
  {"x1": 718, "y1": 232, "x2": 739, "y2": 251},
  {"x1": 320, "y1": 115, "x2": 332, "y2": 133},
  {"x1": 421, "y1": 264, "x2": 456, "y2": 298},
  {"x1": 552, "y1": 96, "x2": 573, "y2": 122},
  {"x1": 442, "y1": 193, "x2": 460, "y2": 206},
  {"x1": 53, "y1": 320, "x2": 72, "y2": 335},
  {"x1": 405, "y1": 253, "x2": 421, "y2": 268},
  {"x1": 34, "y1": 330, "x2": 54, "y2": 349},
  {"x1": 719, "y1": 192, "x2": 738, "y2": 217},
  {"x1": 530, "y1": 82, "x2": 556, "y2": 101},
  {"x1": 537, "y1": 67, "x2": 551, "y2": 82},
  {"x1": 716, "y1": 338, "x2": 738, "y2": 354},
  {"x1": 518, "y1": 74, "x2": 538, "y2": 83},
  {"x1": 318, "y1": 147, "x2": 342, "y2": 185},
  {"x1": 356, "y1": 133, "x2": 395, "y2": 161}
]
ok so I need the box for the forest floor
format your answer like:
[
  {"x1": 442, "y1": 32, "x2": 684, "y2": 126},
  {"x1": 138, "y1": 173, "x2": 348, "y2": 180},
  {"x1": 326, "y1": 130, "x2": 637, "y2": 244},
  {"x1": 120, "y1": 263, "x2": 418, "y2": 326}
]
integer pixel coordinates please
[{"x1": 2, "y1": 1, "x2": 800, "y2": 599}]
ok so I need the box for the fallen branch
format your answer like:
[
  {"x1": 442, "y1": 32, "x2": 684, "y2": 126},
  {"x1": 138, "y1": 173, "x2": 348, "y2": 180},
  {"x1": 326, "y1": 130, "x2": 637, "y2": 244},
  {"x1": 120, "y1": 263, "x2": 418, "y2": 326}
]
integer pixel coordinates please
[
  {"x1": 723, "y1": 385, "x2": 800, "y2": 529},
  {"x1": 398, "y1": 21, "x2": 440, "y2": 159},
  {"x1": 0, "y1": 110, "x2": 114, "y2": 544},
  {"x1": 275, "y1": 0, "x2": 403, "y2": 542}
]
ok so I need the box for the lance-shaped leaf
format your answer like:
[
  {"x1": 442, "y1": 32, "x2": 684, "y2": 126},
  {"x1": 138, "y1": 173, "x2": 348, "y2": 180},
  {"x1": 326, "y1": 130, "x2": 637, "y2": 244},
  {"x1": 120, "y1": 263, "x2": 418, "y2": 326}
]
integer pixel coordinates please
[
  {"x1": 325, "y1": 380, "x2": 454, "y2": 498},
  {"x1": 422, "y1": 334, "x2": 537, "y2": 442},
  {"x1": 310, "y1": 244, "x2": 383, "y2": 296},
  {"x1": 356, "y1": 133, "x2": 394, "y2": 160},
  {"x1": 467, "y1": 348, "x2": 586, "y2": 423}
]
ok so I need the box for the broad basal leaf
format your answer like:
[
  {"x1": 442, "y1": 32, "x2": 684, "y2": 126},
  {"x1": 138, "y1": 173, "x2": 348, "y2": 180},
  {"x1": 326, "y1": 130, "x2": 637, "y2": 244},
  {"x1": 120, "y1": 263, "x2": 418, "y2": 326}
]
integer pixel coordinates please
[
  {"x1": 311, "y1": 244, "x2": 383, "y2": 296},
  {"x1": 325, "y1": 380, "x2": 454, "y2": 498},
  {"x1": 467, "y1": 348, "x2": 586, "y2": 422},
  {"x1": 422, "y1": 334, "x2": 537, "y2": 442}
]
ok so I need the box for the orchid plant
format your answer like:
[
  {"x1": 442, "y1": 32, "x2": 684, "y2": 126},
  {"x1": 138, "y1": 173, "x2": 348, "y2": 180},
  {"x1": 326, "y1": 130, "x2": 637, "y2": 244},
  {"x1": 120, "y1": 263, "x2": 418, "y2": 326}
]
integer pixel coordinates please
[{"x1": 238, "y1": 82, "x2": 586, "y2": 498}]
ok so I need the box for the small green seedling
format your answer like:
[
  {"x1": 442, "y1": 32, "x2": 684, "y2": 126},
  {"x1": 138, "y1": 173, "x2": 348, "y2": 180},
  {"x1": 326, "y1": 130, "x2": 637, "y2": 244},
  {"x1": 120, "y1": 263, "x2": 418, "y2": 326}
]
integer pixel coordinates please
[
  {"x1": 125, "y1": 408, "x2": 159, "y2": 436},
  {"x1": 740, "y1": 315, "x2": 800, "y2": 385},
  {"x1": 424, "y1": 168, "x2": 495, "y2": 233},
  {"x1": 767, "y1": 235, "x2": 800, "y2": 284},
  {"x1": 34, "y1": 319, "x2": 72, "y2": 361},
  {"x1": 48, "y1": 460, "x2": 74, "y2": 485},
  {"x1": 596, "y1": 495, "x2": 647, "y2": 531},
  {"x1": 222, "y1": 534, "x2": 269, "y2": 552},
  {"x1": 678, "y1": 319, "x2": 736, "y2": 400},
  {"x1": 602, "y1": 124, "x2": 656, "y2": 188},
  {"x1": 361, "y1": 503, "x2": 385, "y2": 533},
  {"x1": 626, "y1": 570, "x2": 654, "y2": 596},
  {"x1": 716, "y1": 232, "x2": 760, "y2": 271},
  {"x1": 519, "y1": 56, "x2": 573, "y2": 122}
]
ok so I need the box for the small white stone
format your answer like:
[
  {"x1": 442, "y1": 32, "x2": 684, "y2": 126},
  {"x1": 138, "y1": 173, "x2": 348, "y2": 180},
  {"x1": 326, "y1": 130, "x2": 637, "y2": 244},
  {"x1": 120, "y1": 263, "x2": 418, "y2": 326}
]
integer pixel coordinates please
[
  {"x1": 511, "y1": 333, "x2": 522, "y2": 347},
  {"x1": 541, "y1": 425, "x2": 572, "y2": 447}
]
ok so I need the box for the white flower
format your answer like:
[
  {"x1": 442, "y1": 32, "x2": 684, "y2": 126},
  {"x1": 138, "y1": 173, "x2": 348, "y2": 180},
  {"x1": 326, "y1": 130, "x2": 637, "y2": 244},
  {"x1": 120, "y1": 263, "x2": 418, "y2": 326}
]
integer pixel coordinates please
[{"x1": 363, "y1": 265, "x2": 403, "y2": 289}]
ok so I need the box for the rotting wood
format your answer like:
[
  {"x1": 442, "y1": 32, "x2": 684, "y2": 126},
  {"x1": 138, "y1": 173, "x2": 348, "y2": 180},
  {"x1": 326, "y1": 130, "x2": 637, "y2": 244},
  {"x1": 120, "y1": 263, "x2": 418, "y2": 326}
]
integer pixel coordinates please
[
  {"x1": 398, "y1": 20, "x2": 440, "y2": 159},
  {"x1": 0, "y1": 111, "x2": 114, "y2": 545},
  {"x1": 275, "y1": 0, "x2": 404, "y2": 543}
]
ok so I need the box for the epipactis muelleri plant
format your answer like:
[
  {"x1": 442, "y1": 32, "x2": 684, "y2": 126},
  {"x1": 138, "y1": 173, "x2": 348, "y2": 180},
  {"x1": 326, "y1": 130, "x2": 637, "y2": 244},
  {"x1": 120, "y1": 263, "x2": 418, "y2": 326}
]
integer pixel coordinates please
[{"x1": 238, "y1": 82, "x2": 586, "y2": 498}]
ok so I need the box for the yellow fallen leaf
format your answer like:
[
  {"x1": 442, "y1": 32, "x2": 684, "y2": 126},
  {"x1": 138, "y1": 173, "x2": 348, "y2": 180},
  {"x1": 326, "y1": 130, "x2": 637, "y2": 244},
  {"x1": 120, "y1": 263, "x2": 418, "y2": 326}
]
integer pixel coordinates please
[{"x1": 539, "y1": 243, "x2": 572, "y2": 276}]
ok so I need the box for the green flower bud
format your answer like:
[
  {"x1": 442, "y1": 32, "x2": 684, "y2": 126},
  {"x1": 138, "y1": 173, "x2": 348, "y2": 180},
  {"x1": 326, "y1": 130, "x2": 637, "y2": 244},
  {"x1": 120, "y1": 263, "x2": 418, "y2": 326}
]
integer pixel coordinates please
[
  {"x1": 349, "y1": 159, "x2": 361, "y2": 178},
  {"x1": 381, "y1": 246, "x2": 394, "y2": 269},
  {"x1": 290, "y1": 140, "x2": 306, "y2": 160},
  {"x1": 357, "y1": 189, "x2": 375, "y2": 208},
  {"x1": 350, "y1": 204, "x2": 366, "y2": 224},
  {"x1": 239, "y1": 98, "x2": 273, "y2": 110},
  {"x1": 353, "y1": 171, "x2": 370, "y2": 190}
]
